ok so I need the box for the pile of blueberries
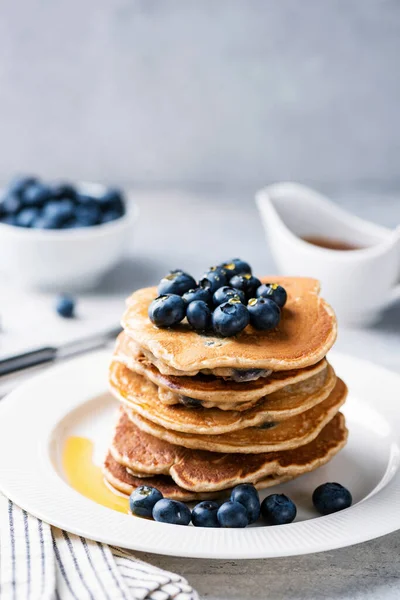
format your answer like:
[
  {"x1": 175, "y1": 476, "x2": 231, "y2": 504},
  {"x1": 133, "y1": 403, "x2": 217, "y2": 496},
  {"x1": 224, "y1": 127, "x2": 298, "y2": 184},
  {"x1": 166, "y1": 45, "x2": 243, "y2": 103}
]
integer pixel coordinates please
[
  {"x1": 0, "y1": 175, "x2": 125, "y2": 229},
  {"x1": 129, "y1": 481, "x2": 352, "y2": 527},
  {"x1": 148, "y1": 259, "x2": 287, "y2": 337}
]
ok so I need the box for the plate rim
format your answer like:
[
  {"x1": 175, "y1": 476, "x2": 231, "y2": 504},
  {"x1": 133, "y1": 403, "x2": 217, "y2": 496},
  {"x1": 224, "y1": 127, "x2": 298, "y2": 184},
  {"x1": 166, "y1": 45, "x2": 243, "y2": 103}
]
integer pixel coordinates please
[{"x1": 0, "y1": 349, "x2": 399, "y2": 560}]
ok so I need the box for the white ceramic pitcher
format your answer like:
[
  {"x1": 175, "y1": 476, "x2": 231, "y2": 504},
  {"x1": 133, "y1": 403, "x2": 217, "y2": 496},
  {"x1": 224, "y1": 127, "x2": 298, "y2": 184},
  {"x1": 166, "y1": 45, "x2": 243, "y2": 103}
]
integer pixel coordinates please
[{"x1": 256, "y1": 183, "x2": 400, "y2": 326}]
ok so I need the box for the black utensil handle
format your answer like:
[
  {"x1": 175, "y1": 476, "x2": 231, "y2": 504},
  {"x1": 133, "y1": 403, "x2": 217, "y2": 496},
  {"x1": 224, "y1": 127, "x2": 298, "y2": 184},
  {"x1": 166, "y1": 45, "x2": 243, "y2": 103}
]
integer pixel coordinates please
[{"x1": 0, "y1": 347, "x2": 57, "y2": 377}]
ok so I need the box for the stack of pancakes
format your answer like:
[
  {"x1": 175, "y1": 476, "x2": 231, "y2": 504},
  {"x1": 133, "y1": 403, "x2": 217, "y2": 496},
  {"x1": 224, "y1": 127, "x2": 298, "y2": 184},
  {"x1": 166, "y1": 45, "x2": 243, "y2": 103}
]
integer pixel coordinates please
[{"x1": 104, "y1": 277, "x2": 348, "y2": 501}]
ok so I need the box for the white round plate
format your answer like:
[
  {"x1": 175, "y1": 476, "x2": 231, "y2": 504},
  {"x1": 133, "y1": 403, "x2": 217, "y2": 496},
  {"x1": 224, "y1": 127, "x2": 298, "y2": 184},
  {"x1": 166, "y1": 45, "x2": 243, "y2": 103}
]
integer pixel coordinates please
[{"x1": 0, "y1": 350, "x2": 399, "y2": 559}]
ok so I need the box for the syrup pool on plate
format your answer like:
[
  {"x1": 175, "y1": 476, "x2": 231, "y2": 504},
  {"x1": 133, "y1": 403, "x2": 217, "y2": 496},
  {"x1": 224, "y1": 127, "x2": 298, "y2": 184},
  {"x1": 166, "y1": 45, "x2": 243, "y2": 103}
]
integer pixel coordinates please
[{"x1": 62, "y1": 436, "x2": 129, "y2": 514}]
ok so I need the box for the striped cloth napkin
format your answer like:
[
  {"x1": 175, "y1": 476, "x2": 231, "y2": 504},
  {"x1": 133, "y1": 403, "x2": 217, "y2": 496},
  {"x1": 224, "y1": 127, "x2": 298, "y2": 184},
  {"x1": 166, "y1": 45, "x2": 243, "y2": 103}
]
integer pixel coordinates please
[{"x1": 0, "y1": 494, "x2": 198, "y2": 600}]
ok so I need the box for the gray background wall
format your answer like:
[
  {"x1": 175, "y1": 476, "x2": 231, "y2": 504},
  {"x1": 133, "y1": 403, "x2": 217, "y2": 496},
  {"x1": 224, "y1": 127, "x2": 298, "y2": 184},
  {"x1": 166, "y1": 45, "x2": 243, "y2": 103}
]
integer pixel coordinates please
[{"x1": 0, "y1": 0, "x2": 399, "y2": 189}]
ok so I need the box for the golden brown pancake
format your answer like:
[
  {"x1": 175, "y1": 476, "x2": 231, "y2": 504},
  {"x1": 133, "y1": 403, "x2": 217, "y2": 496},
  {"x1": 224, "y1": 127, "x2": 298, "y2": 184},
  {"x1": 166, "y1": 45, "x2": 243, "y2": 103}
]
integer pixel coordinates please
[
  {"x1": 109, "y1": 410, "x2": 348, "y2": 492},
  {"x1": 122, "y1": 277, "x2": 337, "y2": 373},
  {"x1": 114, "y1": 332, "x2": 328, "y2": 407},
  {"x1": 124, "y1": 378, "x2": 347, "y2": 453},
  {"x1": 103, "y1": 453, "x2": 296, "y2": 499},
  {"x1": 103, "y1": 453, "x2": 213, "y2": 501},
  {"x1": 109, "y1": 361, "x2": 337, "y2": 434}
]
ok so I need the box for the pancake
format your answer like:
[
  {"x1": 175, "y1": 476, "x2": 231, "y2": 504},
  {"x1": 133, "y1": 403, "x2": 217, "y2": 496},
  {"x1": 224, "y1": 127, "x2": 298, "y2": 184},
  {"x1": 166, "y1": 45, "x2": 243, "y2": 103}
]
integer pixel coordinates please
[
  {"x1": 110, "y1": 361, "x2": 337, "y2": 434},
  {"x1": 103, "y1": 452, "x2": 295, "y2": 499},
  {"x1": 114, "y1": 331, "x2": 328, "y2": 407},
  {"x1": 110, "y1": 410, "x2": 348, "y2": 492},
  {"x1": 135, "y1": 345, "x2": 272, "y2": 379},
  {"x1": 122, "y1": 277, "x2": 337, "y2": 373},
  {"x1": 103, "y1": 453, "x2": 212, "y2": 501},
  {"x1": 124, "y1": 378, "x2": 347, "y2": 453}
]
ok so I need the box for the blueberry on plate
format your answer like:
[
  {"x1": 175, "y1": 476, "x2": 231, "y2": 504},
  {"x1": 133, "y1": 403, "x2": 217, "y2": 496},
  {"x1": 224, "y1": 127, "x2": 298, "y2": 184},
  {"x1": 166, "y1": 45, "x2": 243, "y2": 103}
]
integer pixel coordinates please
[
  {"x1": 229, "y1": 274, "x2": 261, "y2": 298},
  {"x1": 7, "y1": 176, "x2": 37, "y2": 198},
  {"x1": 202, "y1": 266, "x2": 228, "y2": 293},
  {"x1": 261, "y1": 494, "x2": 297, "y2": 525},
  {"x1": 230, "y1": 484, "x2": 260, "y2": 524},
  {"x1": 256, "y1": 283, "x2": 287, "y2": 308},
  {"x1": 213, "y1": 286, "x2": 246, "y2": 306},
  {"x1": 192, "y1": 501, "x2": 220, "y2": 527},
  {"x1": 22, "y1": 183, "x2": 52, "y2": 207},
  {"x1": 152, "y1": 499, "x2": 191, "y2": 525},
  {"x1": 55, "y1": 295, "x2": 75, "y2": 318},
  {"x1": 129, "y1": 485, "x2": 163, "y2": 518},
  {"x1": 220, "y1": 258, "x2": 252, "y2": 277},
  {"x1": 212, "y1": 299, "x2": 250, "y2": 337},
  {"x1": 217, "y1": 501, "x2": 249, "y2": 528},
  {"x1": 186, "y1": 300, "x2": 211, "y2": 331},
  {"x1": 312, "y1": 482, "x2": 352, "y2": 515},
  {"x1": 158, "y1": 270, "x2": 197, "y2": 296},
  {"x1": 15, "y1": 207, "x2": 40, "y2": 228},
  {"x1": 148, "y1": 294, "x2": 186, "y2": 328},
  {"x1": 247, "y1": 297, "x2": 281, "y2": 330},
  {"x1": 182, "y1": 286, "x2": 212, "y2": 305}
]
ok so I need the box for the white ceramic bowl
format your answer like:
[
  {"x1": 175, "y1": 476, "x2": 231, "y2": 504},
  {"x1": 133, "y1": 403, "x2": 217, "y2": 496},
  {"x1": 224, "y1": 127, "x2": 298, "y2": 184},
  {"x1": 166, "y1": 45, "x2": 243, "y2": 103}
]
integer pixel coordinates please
[{"x1": 0, "y1": 182, "x2": 139, "y2": 291}]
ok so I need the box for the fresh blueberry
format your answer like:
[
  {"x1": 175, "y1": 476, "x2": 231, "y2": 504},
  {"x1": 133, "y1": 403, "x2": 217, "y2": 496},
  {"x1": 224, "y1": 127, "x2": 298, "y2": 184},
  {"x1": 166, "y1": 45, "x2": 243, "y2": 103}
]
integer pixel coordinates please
[
  {"x1": 7, "y1": 176, "x2": 37, "y2": 198},
  {"x1": 33, "y1": 215, "x2": 61, "y2": 229},
  {"x1": 62, "y1": 218, "x2": 87, "y2": 229},
  {"x1": 247, "y1": 297, "x2": 281, "y2": 330},
  {"x1": 129, "y1": 485, "x2": 163, "y2": 518},
  {"x1": 101, "y1": 210, "x2": 122, "y2": 224},
  {"x1": 76, "y1": 193, "x2": 96, "y2": 205},
  {"x1": 186, "y1": 300, "x2": 211, "y2": 331},
  {"x1": 15, "y1": 207, "x2": 40, "y2": 228},
  {"x1": 212, "y1": 299, "x2": 250, "y2": 337},
  {"x1": 192, "y1": 501, "x2": 220, "y2": 527},
  {"x1": 312, "y1": 482, "x2": 352, "y2": 515},
  {"x1": 1, "y1": 215, "x2": 17, "y2": 225},
  {"x1": 148, "y1": 294, "x2": 186, "y2": 327},
  {"x1": 201, "y1": 266, "x2": 228, "y2": 293},
  {"x1": 217, "y1": 501, "x2": 249, "y2": 528},
  {"x1": 97, "y1": 188, "x2": 125, "y2": 214},
  {"x1": 182, "y1": 286, "x2": 212, "y2": 305},
  {"x1": 1, "y1": 194, "x2": 22, "y2": 215},
  {"x1": 50, "y1": 183, "x2": 76, "y2": 200},
  {"x1": 43, "y1": 199, "x2": 75, "y2": 227},
  {"x1": 220, "y1": 258, "x2": 252, "y2": 277},
  {"x1": 230, "y1": 484, "x2": 260, "y2": 524},
  {"x1": 256, "y1": 283, "x2": 287, "y2": 308},
  {"x1": 75, "y1": 203, "x2": 102, "y2": 226},
  {"x1": 55, "y1": 295, "x2": 75, "y2": 318},
  {"x1": 229, "y1": 274, "x2": 261, "y2": 298},
  {"x1": 261, "y1": 494, "x2": 297, "y2": 525},
  {"x1": 22, "y1": 183, "x2": 52, "y2": 207},
  {"x1": 152, "y1": 499, "x2": 191, "y2": 525},
  {"x1": 158, "y1": 270, "x2": 197, "y2": 296},
  {"x1": 213, "y1": 286, "x2": 246, "y2": 306}
]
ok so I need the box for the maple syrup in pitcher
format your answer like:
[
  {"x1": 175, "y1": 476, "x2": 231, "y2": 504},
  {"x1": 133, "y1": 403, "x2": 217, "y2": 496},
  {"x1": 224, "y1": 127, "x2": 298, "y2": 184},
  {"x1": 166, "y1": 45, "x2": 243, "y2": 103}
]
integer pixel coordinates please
[{"x1": 302, "y1": 236, "x2": 363, "y2": 251}]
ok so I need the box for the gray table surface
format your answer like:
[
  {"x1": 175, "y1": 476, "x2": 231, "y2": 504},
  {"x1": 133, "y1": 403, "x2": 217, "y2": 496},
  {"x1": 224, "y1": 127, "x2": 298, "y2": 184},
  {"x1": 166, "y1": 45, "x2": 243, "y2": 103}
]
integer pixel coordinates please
[{"x1": 2, "y1": 187, "x2": 400, "y2": 599}]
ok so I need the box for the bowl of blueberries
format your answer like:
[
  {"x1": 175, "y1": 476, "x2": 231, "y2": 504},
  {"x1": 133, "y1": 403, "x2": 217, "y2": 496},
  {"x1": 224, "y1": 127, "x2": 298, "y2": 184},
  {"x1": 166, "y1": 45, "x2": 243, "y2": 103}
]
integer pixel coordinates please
[{"x1": 0, "y1": 175, "x2": 139, "y2": 290}]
